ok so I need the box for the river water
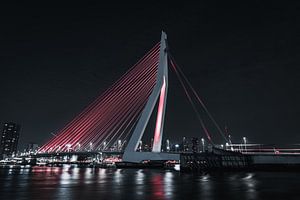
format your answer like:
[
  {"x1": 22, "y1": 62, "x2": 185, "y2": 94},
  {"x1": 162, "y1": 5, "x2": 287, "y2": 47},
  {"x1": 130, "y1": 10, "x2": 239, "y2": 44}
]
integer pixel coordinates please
[{"x1": 0, "y1": 166, "x2": 299, "y2": 200}]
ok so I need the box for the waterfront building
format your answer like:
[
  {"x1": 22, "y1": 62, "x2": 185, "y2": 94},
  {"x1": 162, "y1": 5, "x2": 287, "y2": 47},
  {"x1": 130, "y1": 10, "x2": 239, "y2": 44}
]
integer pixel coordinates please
[{"x1": 0, "y1": 122, "x2": 21, "y2": 157}]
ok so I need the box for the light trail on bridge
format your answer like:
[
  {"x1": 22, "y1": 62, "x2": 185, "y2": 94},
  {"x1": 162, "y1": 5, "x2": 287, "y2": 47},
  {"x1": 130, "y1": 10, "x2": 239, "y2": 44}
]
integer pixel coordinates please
[{"x1": 39, "y1": 43, "x2": 161, "y2": 153}]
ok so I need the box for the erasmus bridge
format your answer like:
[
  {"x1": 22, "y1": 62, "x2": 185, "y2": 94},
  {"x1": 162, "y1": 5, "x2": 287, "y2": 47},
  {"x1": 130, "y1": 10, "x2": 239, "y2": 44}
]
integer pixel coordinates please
[
  {"x1": 32, "y1": 32, "x2": 246, "y2": 164},
  {"x1": 14, "y1": 32, "x2": 300, "y2": 171}
]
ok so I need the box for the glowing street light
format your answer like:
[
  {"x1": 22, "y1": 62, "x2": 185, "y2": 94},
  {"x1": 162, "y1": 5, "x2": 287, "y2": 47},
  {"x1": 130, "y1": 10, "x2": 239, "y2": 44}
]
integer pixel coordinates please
[
  {"x1": 175, "y1": 144, "x2": 179, "y2": 152},
  {"x1": 201, "y1": 138, "x2": 205, "y2": 152},
  {"x1": 243, "y1": 137, "x2": 247, "y2": 152},
  {"x1": 77, "y1": 143, "x2": 81, "y2": 151},
  {"x1": 225, "y1": 142, "x2": 229, "y2": 151},
  {"x1": 118, "y1": 140, "x2": 122, "y2": 151},
  {"x1": 90, "y1": 142, "x2": 93, "y2": 151},
  {"x1": 166, "y1": 139, "x2": 170, "y2": 152},
  {"x1": 103, "y1": 141, "x2": 107, "y2": 151},
  {"x1": 139, "y1": 141, "x2": 143, "y2": 152}
]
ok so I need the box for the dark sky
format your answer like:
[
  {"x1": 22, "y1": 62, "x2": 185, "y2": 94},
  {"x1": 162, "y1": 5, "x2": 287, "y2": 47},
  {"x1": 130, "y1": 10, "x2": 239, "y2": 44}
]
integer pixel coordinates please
[{"x1": 1, "y1": 1, "x2": 300, "y2": 149}]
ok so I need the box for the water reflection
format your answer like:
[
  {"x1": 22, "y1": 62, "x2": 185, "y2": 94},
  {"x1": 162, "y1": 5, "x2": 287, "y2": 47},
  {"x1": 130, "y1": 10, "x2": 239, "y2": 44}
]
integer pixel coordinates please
[
  {"x1": 242, "y1": 173, "x2": 258, "y2": 200},
  {"x1": 0, "y1": 166, "x2": 300, "y2": 200},
  {"x1": 164, "y1": 171, "x2": 174, "y2": 198},
  {"x1": 199, "y1": 174, "x2": 212, "y2": 200}
]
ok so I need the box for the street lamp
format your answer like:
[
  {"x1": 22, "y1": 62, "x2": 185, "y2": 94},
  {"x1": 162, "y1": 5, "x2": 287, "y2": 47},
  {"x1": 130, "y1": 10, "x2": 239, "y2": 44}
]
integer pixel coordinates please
[
  {"x1": 103, "y1": 141, "x2": 107, "y2": 151},
  {"x1": 243, "y1": 137, "x2": 247, "y2": 152},
  {"x1": 201, "y1": 138, "x2": 205, "y2": 152},
  {"x1": 225, "y1": 142, "x2": 229, "y2": 150},
  {"x1": 118, "y1": 140, "x2": 122, "y2": 151},
  {"x1": 175, "y1": 144, "x2": 179, "y2": 152},
  {"x1": 166, "y1": 139, "x2": 170, "y2": 152},
  {"x1": 228, "y1": 134, "x2": 232, "y2": 144},
  {"x1": 77, "y1": 143, "x2": 81, "y2": 151},
  {"x1": 139, "y1": 141, "x2": 142, "y2": 151},
  {"x1": 90, "y1": 142, "x2": 93, "y2": 151}
]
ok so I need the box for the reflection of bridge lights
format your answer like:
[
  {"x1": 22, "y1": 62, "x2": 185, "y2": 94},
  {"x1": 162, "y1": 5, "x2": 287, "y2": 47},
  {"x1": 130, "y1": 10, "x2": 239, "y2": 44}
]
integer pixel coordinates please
[
  {"x1": 164, "y1": 171, "x2": 174, "y2": 197},
  {"x1": 136, "y1": 169, "x2": 144, "y2": 185}
]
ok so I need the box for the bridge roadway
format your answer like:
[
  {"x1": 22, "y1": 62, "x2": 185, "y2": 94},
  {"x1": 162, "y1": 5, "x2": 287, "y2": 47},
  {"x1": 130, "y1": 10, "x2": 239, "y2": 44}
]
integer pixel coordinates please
[{"x1": 22, "y1": 151, "x2": 125, "y2": 158}]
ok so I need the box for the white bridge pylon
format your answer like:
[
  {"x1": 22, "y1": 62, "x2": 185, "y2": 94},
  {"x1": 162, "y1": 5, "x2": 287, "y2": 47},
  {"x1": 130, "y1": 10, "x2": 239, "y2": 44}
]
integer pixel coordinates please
[{"x1": 122, "y1": 31, "x2": 179, "y2": 163}]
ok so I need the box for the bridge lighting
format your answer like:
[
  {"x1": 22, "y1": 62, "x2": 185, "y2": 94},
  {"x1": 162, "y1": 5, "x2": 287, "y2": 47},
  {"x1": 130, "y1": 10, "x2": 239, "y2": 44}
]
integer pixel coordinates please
[
  {"x1": 118, "y1": 140, "x2": 122, "y2": 151},
  {"x1": 225, "y1": 143, "x2": 229, "y2": 150},
  {"x1": 175, "y1": 144, "x2": 179, "y2": 152},
  {"x1": 90, "y1": 142, "x2": 93, "y2": 151},
  {"x1": 38, "y1": 32, "x2": 178, "y2": 163},
  {"x1": 228, "y1": 134, "x2": 232, "y2": 144},
  {"x1": 201, "y1": 138, "x2": 205, "y2": 152},
  {"x1": 243, "y1": 137, "x2": 247, "y2": 152},
  {"x1": 139, "y1": 141, "x2": 142, "y2": 151},
  {"x1": 166, "y1": 139, "x2": 170, "y2": 152},
  {"x1": 66, "y1": 144, "x2": 72, "y2": 152},
  {"x1": 221, "y1": 144, "x2": 224, "y2": 149},
  {"x1": 103, "y1": 141, "x2": 107, "y2": 150}
]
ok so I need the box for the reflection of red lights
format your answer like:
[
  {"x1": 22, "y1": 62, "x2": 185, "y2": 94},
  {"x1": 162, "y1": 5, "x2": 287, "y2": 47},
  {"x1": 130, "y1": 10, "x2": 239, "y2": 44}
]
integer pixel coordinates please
[
  {"x1": 165, "y1": 160, "x2": 177, "y2": 164},
  {"x1": 151, "y1": 175, "x2": 164, "y2": 199}
]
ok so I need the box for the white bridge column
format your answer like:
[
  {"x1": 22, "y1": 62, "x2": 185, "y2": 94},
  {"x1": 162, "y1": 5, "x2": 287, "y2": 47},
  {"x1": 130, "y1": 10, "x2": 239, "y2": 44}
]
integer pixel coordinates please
[{"x1": 122, "y1": 32, "x2": 179, "y2": 163}]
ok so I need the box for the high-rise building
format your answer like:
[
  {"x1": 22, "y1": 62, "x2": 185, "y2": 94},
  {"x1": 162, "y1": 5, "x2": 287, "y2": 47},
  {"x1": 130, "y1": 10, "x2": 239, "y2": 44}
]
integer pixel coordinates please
[{"x1": 0, "y1": 122, "x2": 21, "y2": 157}]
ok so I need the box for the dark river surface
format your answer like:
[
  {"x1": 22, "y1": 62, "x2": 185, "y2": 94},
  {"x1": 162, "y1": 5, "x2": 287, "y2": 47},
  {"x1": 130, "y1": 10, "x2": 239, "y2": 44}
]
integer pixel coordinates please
[{"x1": 0, "y1": 166, "x2": 299, "y2": 200}]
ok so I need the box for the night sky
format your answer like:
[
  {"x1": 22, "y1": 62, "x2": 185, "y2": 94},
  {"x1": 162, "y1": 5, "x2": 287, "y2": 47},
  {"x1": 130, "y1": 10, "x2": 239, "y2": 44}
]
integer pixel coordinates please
[{"x1": 1, "y1": 1, "x2": 300, "y2": 149}]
